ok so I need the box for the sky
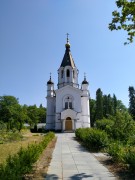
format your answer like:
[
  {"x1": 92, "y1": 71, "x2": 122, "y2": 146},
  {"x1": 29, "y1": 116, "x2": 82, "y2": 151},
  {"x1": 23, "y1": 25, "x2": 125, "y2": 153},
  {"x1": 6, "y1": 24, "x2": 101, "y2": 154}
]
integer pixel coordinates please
[{"x1": 0, "y1": 0, "x2": 135, "y2": 108}]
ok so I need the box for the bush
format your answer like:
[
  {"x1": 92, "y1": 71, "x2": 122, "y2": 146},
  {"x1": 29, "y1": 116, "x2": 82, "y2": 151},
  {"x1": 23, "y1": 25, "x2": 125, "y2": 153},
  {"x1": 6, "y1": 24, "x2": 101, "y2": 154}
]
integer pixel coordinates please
[
  {"x1": 106, "y1": 141, "x2": 125, "y2": 163},
  {"x1": 124, "y1": 148, "x2": 135, "y2": 171},
  {"x1": 96, "y1": 112, "x2": 135, "y2": 144},
  {"x1": 75, "y1": 128, "x2": 91, "y2": 141},
  {"x1": 107, "y1": 142, "x2": 135, "y2": 171},
  {"x1": 0, "y1": 132, "x2": 55, "y2": 180},
  {"x1": 109, "y1": 112, "x2": 135, "y2": 142},
  {"x1": 75, "y1": 128, "x2": 109, "y2": 151},
  {"x1": 96, "y1": 118, "x2": 114, "y2": 135}
]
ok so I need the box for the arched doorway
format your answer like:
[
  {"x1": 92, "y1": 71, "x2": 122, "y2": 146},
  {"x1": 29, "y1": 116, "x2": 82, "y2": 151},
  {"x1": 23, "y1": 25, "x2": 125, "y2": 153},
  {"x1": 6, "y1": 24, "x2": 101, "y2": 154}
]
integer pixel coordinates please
[{"x1": 65, "y1": 117, "x2": 72, "y2": 131}]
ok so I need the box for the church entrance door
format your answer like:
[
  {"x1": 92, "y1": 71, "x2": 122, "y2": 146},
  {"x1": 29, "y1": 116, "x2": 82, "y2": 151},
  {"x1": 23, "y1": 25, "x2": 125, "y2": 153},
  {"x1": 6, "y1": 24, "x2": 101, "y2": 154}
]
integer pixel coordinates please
[{"x1": 65, "y1": 117, "x2": 72, "y2": 131}]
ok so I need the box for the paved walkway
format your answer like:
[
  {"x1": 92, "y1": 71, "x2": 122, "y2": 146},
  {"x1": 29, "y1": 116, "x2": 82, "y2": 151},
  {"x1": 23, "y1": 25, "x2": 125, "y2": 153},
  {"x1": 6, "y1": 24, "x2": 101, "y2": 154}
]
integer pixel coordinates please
[{"x1": 46, "y1": 133, "x2": 116, "y2": 180}]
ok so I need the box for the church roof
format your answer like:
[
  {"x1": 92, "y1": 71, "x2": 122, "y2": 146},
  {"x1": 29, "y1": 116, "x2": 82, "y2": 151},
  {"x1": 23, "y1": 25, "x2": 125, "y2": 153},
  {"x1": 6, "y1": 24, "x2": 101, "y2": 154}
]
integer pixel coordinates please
[{"x1": 60, "y1": 38, "x2": 76, "y2": 68}]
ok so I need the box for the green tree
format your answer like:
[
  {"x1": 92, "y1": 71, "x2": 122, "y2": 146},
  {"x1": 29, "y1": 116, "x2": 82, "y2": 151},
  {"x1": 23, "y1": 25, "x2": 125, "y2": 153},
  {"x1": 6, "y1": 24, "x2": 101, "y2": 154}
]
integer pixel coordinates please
[
  {"x1": 12, "y1": 105, "x2": 28, "y2": 131},
  {"x1": 112, "y1": 94, "x2": 117, "y2": 115},
  {"x1": 117, "y1": 100, "x2": 127, "y2": 112},
  {"x1": 90, "y1": 99, "x2": 96, "y2": 127},
  {"x1": 129, "y1": 86, "x2": 135, "y2": 120},
  {"x1": 95, "y1": 88, "x2": 103, "y2": 120},
  {"x1": 109, "y1": 0, "x2": 135, "y2": 44},
  {"x1": 0, "y1": 96, "x2": 27, "y2": 131},
  {"x1": 111, "y1": 111, "x2": 135, "y2": 141},
  {"x1": 108, "y1": 94, "x2": 113, "y2": 116},
  {"x1": 103, "y1": 95, "x2": 109, "y2": 118},
  {"x1": 0, "y1": 96, "x2": 19, "y2": 123},
  {"x1": 27, "y1": 105, "x2": 39, "y2": 127},
  {"x1": 37, "y1": 104, "x2": 46, "y2": 123}
]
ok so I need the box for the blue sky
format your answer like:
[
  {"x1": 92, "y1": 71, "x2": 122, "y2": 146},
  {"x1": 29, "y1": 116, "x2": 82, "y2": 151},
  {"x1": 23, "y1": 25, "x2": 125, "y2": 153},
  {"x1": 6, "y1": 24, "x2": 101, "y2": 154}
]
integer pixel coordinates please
[{"x1": 0, "y1": 0, "x2": 135, "y2": 107}]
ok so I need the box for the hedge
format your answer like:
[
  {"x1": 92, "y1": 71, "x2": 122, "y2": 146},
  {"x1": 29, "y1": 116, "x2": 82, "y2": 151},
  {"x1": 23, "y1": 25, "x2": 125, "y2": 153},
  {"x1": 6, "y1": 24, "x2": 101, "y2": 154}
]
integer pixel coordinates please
[{"x1": 75, "y1": 128, "x2": 109, "y2": 151}]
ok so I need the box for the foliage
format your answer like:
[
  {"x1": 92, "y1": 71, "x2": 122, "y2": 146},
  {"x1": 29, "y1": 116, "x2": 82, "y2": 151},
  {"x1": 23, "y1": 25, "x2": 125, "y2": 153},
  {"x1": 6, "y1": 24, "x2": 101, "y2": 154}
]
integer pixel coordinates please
[
  {"x1": 107, "y1": 142, "x2": 135, "y2": 171},
  {"x1": 0, "y1": 95, "x2": 46, "y2": 131},
  {"x1": 96, "y1": 118, "x2": 114, "y2": 134},
  {"x1": 117, "y1": 100, "x2": 127, "y2": 112},
  {"x1": 0, "y1": 96, "x2": 27, "y2": 131},
  {"x1": 111, "y1": 111, "x2": 135, "y2": 141},
  {"x1": 107, "y1": 141, "x2": 126, "y2": 163},
  {"x1": 0, "y1": 132, "x2": 55, "y2": 180},
  {"x1": 75, "y1": 128, "x2": 109, "y2": 151},
  {"x1": 90, "y1": 88, "x2": 127, "y2": 126},
  {"x1": 95, "y1": 110, "x2": 135, "y2": 171},
  {"x1": 95, "y1": 88, "x2": 103, "y2": 120},
  {"x1": 109, "y1": 0, "x2": 135, "y2": 44},
  {"x1": 90, "y1": 99, "x2": 96, "y2": 127},
  {"x1": 113, "y1": 94, "x2": 117, "y2": 115},
  {"x1": 128, "y1": 86, "x2": 135, "y2": 120},
  {"x1": 124, "y1": 148, "x2": 135, "y2": 171},
  {"x1": 96, "y1": 111, "x2": 135, "y2": 142}
]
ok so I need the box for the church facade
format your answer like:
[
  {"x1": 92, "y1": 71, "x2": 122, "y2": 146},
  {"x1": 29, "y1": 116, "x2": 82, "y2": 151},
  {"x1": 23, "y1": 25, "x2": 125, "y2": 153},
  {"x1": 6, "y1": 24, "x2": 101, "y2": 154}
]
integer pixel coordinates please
[{"x1": 46, "y1": 37, "x2": 90, "y2": 132}]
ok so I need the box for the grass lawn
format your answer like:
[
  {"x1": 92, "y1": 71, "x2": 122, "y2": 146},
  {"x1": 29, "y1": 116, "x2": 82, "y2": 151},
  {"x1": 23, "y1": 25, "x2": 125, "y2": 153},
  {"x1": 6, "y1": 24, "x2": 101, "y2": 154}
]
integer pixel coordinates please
[{"x1": 0, "y1": 130, "x2": 44, "y2": 164}]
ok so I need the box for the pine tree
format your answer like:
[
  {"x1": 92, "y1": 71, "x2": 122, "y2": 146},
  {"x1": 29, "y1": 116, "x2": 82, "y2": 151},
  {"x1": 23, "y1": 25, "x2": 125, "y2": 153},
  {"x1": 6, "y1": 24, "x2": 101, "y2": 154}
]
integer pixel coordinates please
[
  {"x1": 108, "y1": 94, "x2": 113, "y2": 116},
  {"x1": 103, "y1": 95, "x2": 109, "y2": 118},
  {"x1": 113, "y1": 94, "x2": 117, "y2": 115},
  {"x1": 129, "y1": 86, "x2": 135, "y2": 120},
  {"x1": 90, "y1": 99, "x2": 96, "y2": 127},
  {"x1": 95, "y1": 88, "x2": 103, "y2": 120}
]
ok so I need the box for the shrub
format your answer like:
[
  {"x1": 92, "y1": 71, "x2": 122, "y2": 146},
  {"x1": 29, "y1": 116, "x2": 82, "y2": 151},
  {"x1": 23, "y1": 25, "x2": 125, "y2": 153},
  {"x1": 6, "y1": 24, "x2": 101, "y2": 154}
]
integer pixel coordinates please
[
  {"x1": 127, "y1": 135, "x2": 135, "y2": 146},
  {"x1": 75, "y1": 128, "x2": 91, "y2": 141},
  {"x1": 106, "y1": 141, "x2": 125, "y2": 163},
  {"x1": 96, "y1": 118, "x2": 114, "y2": 136},
  {"x1": 110, "y1": 112, "x2": 135, "y2": 142},
  {"x1": 124, "y1": 148, "x2": 135, "y2": 171},
  {"x1": 85, "y1": 129, "x2": 109, "y2": 151},
  {"x1": 75, "y1": 128, "x2": 109, "y2": 151},
  {"x1": 96, "y1": 112, "x2": 135, "y2": 144}
]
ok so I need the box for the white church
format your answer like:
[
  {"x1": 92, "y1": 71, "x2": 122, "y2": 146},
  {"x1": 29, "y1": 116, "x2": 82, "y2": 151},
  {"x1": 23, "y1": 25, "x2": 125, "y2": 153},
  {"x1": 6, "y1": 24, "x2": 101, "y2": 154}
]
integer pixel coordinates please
[{"x1": 46, "y1": 37, "x2": 90, "y2": 132}]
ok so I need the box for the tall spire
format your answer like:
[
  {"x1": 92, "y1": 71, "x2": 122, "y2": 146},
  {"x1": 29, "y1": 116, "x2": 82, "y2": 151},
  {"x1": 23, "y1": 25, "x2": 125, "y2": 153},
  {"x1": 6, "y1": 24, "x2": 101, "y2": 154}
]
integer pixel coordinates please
[{"x1": 60, "y1": 34, "x2": 75, "y2": 68}]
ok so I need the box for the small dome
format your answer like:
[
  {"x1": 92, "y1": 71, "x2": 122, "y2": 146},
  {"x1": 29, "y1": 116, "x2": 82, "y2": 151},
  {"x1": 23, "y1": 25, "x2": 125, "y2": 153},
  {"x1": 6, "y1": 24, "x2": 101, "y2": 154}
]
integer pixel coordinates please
[
  {"x1": 47, "y1": 79, "x2": 54, "y2": 85},
  {"x1": 82, "y1": 79, "x2": 88, "y2": 84},
  {"x1": 82, "y1": 74, "x2": 89, "y2": 84},
  {"x1": 47, "y1": 74, "x2": 54, "y2": 84}
]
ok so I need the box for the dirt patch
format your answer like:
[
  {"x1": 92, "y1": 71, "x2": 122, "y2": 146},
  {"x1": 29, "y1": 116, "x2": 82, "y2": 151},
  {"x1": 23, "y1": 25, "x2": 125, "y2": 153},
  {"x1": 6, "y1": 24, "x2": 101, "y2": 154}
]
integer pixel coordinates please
[
  {"x1": 94, "y1": 153, "x2": 135, "y2": 180},
  {"x1": 24, "y1": 137, "x2": 57, "y2": 180}
]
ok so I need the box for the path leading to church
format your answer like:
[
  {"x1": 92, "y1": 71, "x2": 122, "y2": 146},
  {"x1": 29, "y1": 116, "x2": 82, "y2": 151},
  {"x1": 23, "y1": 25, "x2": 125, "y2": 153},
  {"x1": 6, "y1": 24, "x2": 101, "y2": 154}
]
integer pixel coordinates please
[{"x1": 46, "y1": 133, "x2": 116, "y2": 180}]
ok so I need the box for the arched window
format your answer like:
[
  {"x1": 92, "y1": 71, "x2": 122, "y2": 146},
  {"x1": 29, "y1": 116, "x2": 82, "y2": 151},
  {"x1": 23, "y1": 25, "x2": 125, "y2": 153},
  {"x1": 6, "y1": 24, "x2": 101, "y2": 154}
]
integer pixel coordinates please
[{"x1": 66, "y1": 69, "x2": 70, "y2": 77}]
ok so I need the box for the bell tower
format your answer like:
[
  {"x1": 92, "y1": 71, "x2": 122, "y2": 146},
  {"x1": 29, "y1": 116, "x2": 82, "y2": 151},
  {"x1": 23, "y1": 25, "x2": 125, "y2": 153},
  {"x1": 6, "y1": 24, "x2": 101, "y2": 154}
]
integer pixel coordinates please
[
  {"x1": 57, "y1": 35, "x2": 79, "y2": 89},
  {"x1": 46, "y1": 74, "x2": 55, "y2": 130}
]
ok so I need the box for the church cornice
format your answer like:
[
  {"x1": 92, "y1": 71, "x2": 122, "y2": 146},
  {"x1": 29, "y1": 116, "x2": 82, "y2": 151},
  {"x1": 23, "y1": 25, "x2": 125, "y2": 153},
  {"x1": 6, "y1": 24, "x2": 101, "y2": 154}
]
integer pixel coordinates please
[{"x1": 55, "y1": 84, "x2": 82, "y2": 94}]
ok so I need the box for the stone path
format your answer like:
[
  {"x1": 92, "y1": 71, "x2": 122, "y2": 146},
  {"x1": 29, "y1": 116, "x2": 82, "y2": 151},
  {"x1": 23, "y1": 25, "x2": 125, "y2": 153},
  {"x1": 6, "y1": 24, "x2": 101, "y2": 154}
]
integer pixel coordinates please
[{"x1": 46, "y1": 133, "x2": 116, "y2": 180}]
